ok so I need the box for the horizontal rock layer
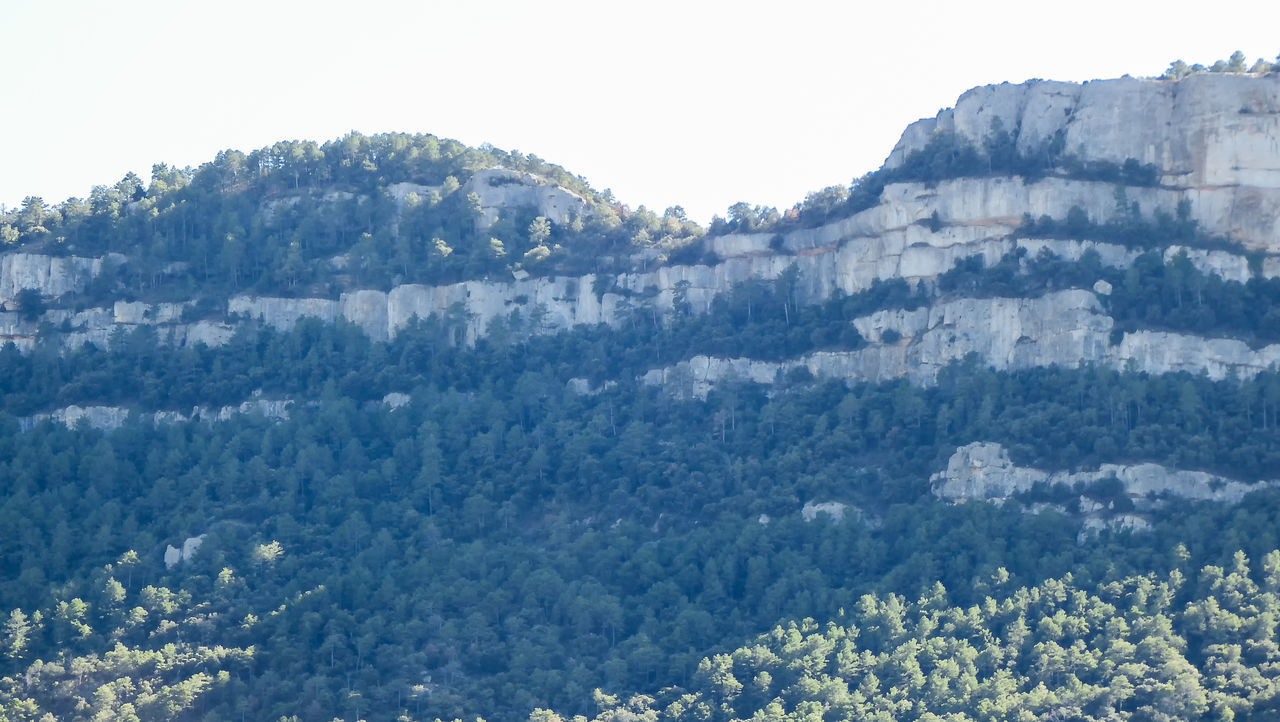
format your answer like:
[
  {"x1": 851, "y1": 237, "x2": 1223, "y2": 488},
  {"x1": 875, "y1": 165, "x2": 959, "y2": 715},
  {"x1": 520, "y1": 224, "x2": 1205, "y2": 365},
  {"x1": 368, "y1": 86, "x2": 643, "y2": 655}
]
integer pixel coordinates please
[
  {"x1": 884, "y1": 75, "x2": 1280, "y2": 251},
  {"x1": 20, "y1": 398, "x2": 293, "y2": 432},
  {"x1": 641, "y1": 289, "x2": 1280, "y2": 398},
  {"x1": 887, "y1": 74, "x2": 1280, "y2": 188},
  {"x1": 5, "y1": 164, "x2": 1279, "y2": 352},
  {"x1": 0, "y1": 252, "x2": 107, "y2": 306},
  {"x1": 931, "y1": 441, "x2": 1277, "y2": 505},
  {"x1": 4, "y1": 75, "x2": 1280, "y2": 430}
]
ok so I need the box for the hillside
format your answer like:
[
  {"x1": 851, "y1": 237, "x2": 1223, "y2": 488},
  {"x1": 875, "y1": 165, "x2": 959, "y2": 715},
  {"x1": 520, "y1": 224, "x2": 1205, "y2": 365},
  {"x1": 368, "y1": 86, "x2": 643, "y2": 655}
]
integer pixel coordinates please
[{"x1": 3, "y1": 68, "x2": 1280, "y2": 721}]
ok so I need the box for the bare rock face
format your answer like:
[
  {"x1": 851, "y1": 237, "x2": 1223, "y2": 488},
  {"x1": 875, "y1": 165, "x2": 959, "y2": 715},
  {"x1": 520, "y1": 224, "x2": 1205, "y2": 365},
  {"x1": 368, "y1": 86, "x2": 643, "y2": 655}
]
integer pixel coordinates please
[
  {"x1": 462, "y1": 169, "x2": 588, "y2": 232},
  {"x1": 0, "y1": 295, "x2": 235, "y2": 353},
  {"x1": 52, "y1": 405, "x2": 133, "y2": 431},
  {"x1": 168, "y1": 320, "x2": 236, "y2": 348},
  {"x1": 382, "y1": 392, "x2": 411, "y2": 409},
  {"x1": 342, "y1": 290, "x2": 391, "y2": 343},
  {"x1": 1079, "y1": 514, "x2": 1152, "y2": 540},
  {"x1": 0, "y1": 252, "x2": 105, "y2": 305},
  {"x1": 931, "y1": 442, "x2": 1033, "y2": 500},
  {"x1": 26, "y1": 158, "x2": 1257, "y2": 357},
  {"x1": 22, "y1": 398, "x2": 291, "y2": 431},
  {"x1": 113, "y1": 301, "x2": 187, "y2": 324},
  {"x1": 642, "y1": 289, "x2": 1280, "y2": 398},
  {"x1": 164, "y1": 534, "x2": 206, "y2": 569},
  {"x1": 887, "y1": 75, "x2": 1280, "y2": 189},
  {"x1": 211, "y1": 398, "x2": 292, "y2": 422},
  {"x1": 386, "y1": 182, "x2": 437, "y2": 205},
  {"x1": 182, "y1": 534, "x2": 205, "y2": 561},
  {"x1": 884, "y1": 74, "x2": 1280, "y2": 252},
  {"x1": 801, "y1": 501, "x2": 849, "y2": 522},
  {"x1": 229, "y1": 296, "x2": 340, "y2": 329},
  {"x1": 0, "y1": 312, "x2": 37, "y2": 352},
  {"x1": 931, "y1": 441, "x2": 1278, "y2": 505},
  {"x1": 707, "y1": 174, "x2": 1277, "y2": 296},
  {"x1": 852, "y1": 290, "x2": 1115, "y2": 382},
  {"x1": 7, "y1": 147, "x2": 1278, "y2": 359}
]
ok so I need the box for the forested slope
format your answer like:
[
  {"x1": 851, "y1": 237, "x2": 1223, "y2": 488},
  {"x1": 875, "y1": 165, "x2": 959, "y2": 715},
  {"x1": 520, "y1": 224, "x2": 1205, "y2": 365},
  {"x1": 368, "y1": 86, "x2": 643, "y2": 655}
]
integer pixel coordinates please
[{"x1": 3, "y1": 66, "x2": 1280, "y2": 721}]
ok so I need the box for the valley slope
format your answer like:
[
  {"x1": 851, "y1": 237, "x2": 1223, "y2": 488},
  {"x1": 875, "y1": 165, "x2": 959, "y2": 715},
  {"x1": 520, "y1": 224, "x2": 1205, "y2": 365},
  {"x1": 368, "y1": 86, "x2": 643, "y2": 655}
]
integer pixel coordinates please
[{"x1": 3, "y1": 70, "x2": 1280, "y2": 721}]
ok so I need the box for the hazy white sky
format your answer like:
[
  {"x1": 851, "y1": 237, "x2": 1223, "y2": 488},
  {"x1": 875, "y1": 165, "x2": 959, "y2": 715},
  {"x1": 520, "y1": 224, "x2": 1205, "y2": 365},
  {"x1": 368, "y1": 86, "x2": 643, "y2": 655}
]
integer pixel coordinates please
[{"x1": 3, "y1": 0, "x2": 1279, "y2": 223}]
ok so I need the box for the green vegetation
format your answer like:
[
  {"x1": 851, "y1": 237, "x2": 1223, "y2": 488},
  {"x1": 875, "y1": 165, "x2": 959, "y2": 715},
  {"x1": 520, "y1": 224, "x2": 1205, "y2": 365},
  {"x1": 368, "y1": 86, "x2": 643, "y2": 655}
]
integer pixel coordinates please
[
  {"x1": 11, "y1": 241, "x2": 1280, "y2": 422},
  {"x1": 1018, "y1": 194, "x2": 1247, "y2": 255},
  {"x1": 732, "y1": 125, "x2": 1161, "y2": 235},
  {"x1": 4, "y1": 121, "x2": 1280, "y2": 720},
  {"x1": 1162, "y1": 51, "x2": 1280, "y2": 79},
  {"x1": 575, "y1": 552, "x2": 1280, "y2": 721},
  {"x1": 938, "y1": 247, "x2": 1280, "y2": 348},
  {"x1": 712, "y1": 58, "x2": 1278, "y2": 237},
  {"x1": 5, "y1": 244, "x2": 1280, "y2": 718},
  {"x1": 0, "y1": 133, "x2": 703, "y2": 302}
]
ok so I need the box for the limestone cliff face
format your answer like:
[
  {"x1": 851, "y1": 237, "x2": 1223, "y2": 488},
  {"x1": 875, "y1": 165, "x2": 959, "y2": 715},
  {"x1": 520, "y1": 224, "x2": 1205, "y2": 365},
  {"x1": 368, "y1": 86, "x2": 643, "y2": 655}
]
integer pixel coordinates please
[
  {"x1": 931, "y1": 441, "x2": 1277, "y2": 505},
  {"x1": 6, "y1": 74, "x2": 1280, "y2": 411},
  {"x1": 888, "y1": 75, "x2": 1280, "y2": 189},
  {"x1": 642, "y1": 289, "x2": 1280, "y2": 398},
  {"x1": 710, "y1": 174, "x2": 1277, "y2": 290},
  {"x1": 232, "y1": 256, "x2": 824, "y2": 346},
  {"x1": 929, "y1": 441, "x2": 1277, "y2": 537},
  {"x1": 21, "y1": 398, "x2": 293, "y2": 432},
  {"x1": 463, "y1": 169, "x2": 589, "y2": 231},
  {"x1": 884, "y1": 74, "x2": 1280, "y2": 252},
  {"x1": 0, "y1": 252, "x2": 109, "y2": 306},
  {"x1": 6, "y1": 217, "x2": 1271, "y2": 373},
  {"x1": 226, "y1": 217, "x2": 1267, "y2": 351}
]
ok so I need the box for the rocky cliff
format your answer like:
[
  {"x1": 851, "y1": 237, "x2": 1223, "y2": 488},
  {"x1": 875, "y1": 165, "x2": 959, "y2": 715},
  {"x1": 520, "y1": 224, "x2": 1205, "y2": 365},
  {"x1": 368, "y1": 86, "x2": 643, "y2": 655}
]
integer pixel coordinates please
[
  {"x1": 642, "y1": 289, "x2": 1280, "y2": 398},
  {"x1": 18, "y1": 397, "x2": 293, "y2": 432},
  {"x1": 0, "y1": 252, "x2": 110, "y2": 308},
  {"x1": 887, "y1": 75, "x2": 1280, "y2": 189},
  {"x1": 932, "y1": 441, "x2": 1277, "y2": 504},
  {"x1": 930, "y1": 441, "x2": 1278, "y2": 537},
  {"x1": 6, "y1": 196, "x2": 1271, "y2": 356},
  {"x1": 463, "y1": 168, "x2": 589, "y2": 231},
  {"x1": 6, "y1": 73, "x2": 1280, "y2": 422},
  {"x1": 885, "y1": 74, "x2": 1280, "y2": 252}
]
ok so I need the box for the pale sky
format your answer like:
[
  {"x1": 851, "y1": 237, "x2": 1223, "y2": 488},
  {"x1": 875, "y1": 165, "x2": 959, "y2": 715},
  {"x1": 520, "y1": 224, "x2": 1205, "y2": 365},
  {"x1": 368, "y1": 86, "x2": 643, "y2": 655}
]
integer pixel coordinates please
[{"x1": 3, "y1": 0, "x2": 1279, "y2": 223}]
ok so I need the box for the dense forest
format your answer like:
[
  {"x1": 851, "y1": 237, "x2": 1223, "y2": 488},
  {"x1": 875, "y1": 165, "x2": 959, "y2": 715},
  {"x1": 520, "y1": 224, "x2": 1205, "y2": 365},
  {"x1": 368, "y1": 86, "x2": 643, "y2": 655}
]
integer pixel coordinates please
[
  {"x1": 4, "y1": 114, "x2": 1280, "y2": 720},
  {"x1": 3, "y1": 243, "x2": 1280, "y2": 719},
  {"x1": 573, "y1": 551, "x2": 1280, "y2": 721}
]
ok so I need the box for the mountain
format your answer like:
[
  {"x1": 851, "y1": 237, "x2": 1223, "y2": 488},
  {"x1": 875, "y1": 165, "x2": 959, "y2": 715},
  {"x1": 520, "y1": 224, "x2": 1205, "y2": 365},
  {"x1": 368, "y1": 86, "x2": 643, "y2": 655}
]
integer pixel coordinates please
[{"x1": 3, "y1": 68, "x2": 1280, "y2": 721}]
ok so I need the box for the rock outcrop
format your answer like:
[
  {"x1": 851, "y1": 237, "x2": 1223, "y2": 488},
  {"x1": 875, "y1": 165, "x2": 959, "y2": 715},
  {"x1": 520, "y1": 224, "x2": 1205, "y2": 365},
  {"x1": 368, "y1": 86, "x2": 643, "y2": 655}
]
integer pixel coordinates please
[
  {"x1": 463, "y1": 168, "x2": 588, "y2": 231},
  {"x1": 382, "y1": 392, "x2": 411, "y2": 409},
  {"x1": 6, "y1": 172, "x2": 1278, "y2": 353},
  {"x1": 931, "y1": 441, "x2": 1277, "y2": 505},
  {"x1": 215, "y1": 223, "x2": 1272, "y2": 350},
  {"x1": 21, "y1": 398, "x2": 293, "y2": 432},
  {"x1": 801, "y1": 501, "x2": 849, "y2": 522},
  {"x1": 164, "y1": 534, "x2": 206, "y2": 569},
  {"x1": 884, "y1": 74, "x2": 1280, "y2": 252},
  {"x1": 888, "y1": 75, "x2": 1280, "y2": 188},
  {"x1": 7, "y1": 74, "x2": 1280, "y2": 433},
  {"x1": 0, "y1": 252, "x2": 109, "y2": 306},
  {"x1": 640, "y1": 289, "x2": 1280, "y2": 398}
]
